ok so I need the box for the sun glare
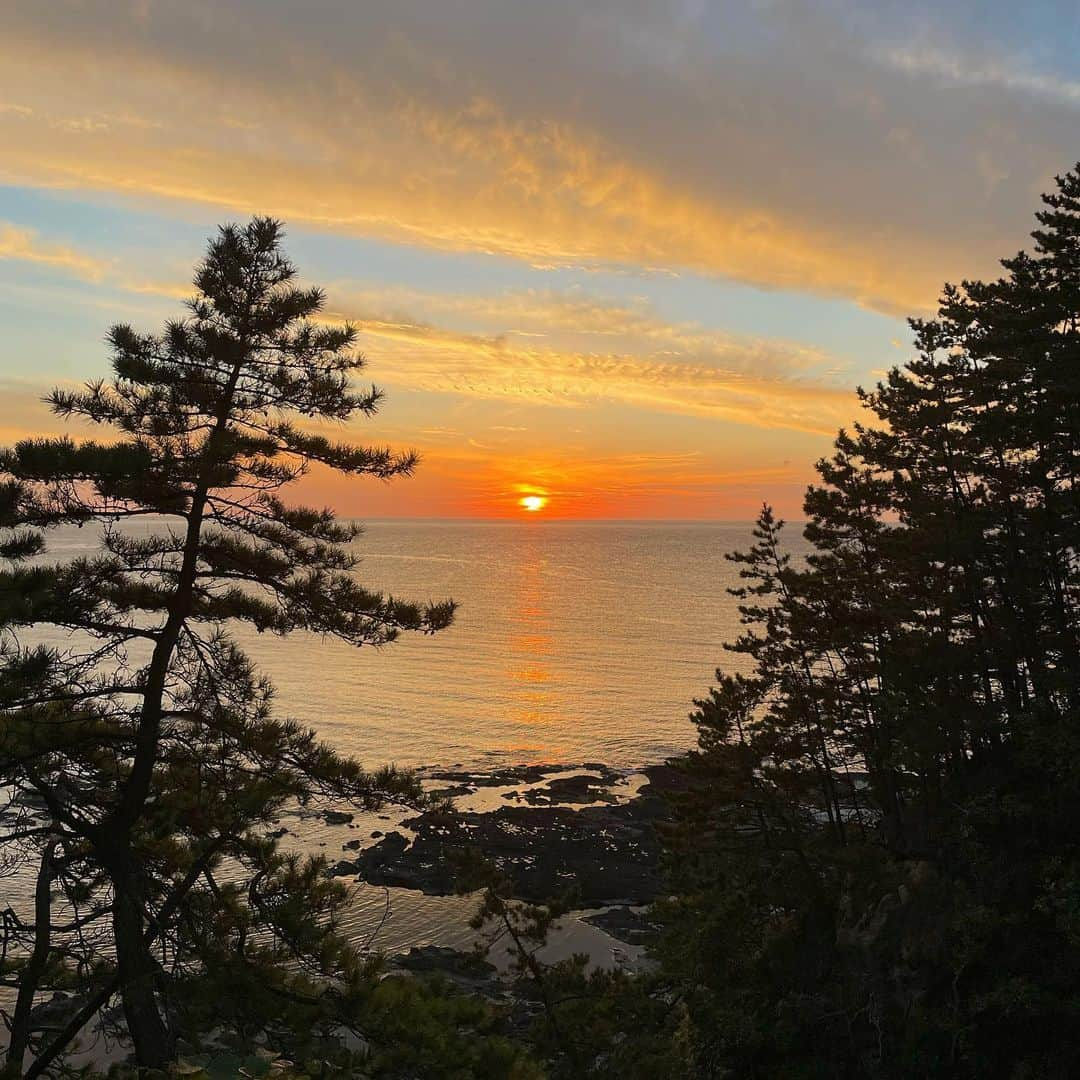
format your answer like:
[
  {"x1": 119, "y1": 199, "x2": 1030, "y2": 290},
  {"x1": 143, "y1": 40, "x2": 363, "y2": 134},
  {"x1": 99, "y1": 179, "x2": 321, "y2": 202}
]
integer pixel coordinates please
[{"x1": 520, "y1": 495, "x2": 547, "y2": 512}]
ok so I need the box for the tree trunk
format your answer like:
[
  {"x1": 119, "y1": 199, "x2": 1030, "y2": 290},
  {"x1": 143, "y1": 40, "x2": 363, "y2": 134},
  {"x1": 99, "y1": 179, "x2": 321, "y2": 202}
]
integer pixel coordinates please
[
  {"x1": 112, "y1": 866, "x2": 172, "y2": 1068},
  {"x1": 5, "y1": 839, "x2": 56, "y2": 1077},
  {"x1": 102, "y1": 357, "x2": 247, "y2": 1068}
]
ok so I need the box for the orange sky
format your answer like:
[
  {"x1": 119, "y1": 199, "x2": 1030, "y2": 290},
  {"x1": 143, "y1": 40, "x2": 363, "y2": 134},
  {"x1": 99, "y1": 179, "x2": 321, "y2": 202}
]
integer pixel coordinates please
[{"x1": 1, "y1": 2, "x2": 1075, "y2": 519}]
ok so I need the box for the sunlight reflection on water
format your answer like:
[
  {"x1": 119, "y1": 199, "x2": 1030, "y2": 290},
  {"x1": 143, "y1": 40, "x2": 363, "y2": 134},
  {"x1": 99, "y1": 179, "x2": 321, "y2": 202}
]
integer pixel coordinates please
[{"x1": 29, "y1": 519, "x2": 801, "y2": 769}]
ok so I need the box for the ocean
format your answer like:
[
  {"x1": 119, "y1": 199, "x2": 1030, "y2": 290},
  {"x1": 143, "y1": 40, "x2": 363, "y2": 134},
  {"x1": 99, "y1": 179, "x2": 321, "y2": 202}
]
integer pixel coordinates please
[
  {"x1": 7, "y1": 518, "x2": 781, "y2": 968},
  {"x1": 36, "y1": 518, "x2": 766, "y2": 770},
  {"x1": 247, "y1": 518, "x2": 763, "y2": 768}
]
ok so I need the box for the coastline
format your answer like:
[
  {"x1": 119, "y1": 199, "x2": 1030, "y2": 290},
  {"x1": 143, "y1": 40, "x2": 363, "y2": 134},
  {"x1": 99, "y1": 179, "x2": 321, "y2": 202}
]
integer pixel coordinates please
[
  {"x1": 277, "y1": 761, "x2": 685, "y2": 977},
  {"x1": 2, "y1": 760, "x2": 680, "y2": 1064}
]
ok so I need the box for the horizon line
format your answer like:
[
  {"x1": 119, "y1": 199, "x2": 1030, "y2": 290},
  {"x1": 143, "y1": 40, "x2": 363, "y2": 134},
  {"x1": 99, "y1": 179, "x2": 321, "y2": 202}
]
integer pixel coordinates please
[{"x1": 353, "y1": 515, "x2": 790, "y2": 525}]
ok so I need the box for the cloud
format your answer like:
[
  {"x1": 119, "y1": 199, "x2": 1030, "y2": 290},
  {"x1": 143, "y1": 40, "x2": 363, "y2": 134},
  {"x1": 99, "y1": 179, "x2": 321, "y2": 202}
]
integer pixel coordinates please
[
  {"x1": 0, "y1": 371, "x2": 820, "y2": 518},
  {"x1": 1, "y1": 2, "x2": 1077, "y2": 315},
  {"x1": 877, "y1": 45, "x2": 1080, "y2": 107},
  {"x1": 0, "y1": 225, "x2": 863, "y2": 437},
  {"x1": 0, "y1": 221, "x2": 110, "y2": 280},
  {"x1": 313, "y1": 286, "x2": 859, "y2": 434}
]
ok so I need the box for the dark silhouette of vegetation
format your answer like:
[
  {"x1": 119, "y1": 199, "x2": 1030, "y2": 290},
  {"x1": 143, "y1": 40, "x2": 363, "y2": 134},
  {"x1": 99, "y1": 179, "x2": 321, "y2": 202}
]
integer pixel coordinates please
[
  {"x1": 0, "y1": 220, "x2": 549, "y2": 1077},
  {"x1": 455, "y1": 848, "x2": 588, "y2": 1078},
  {"x1": 494, "y1": 165, "x2": 1080, "y2": 1077},
  {"x1": 660, "y1": 164, "x2": 1080, "y2": 1078},
  {"x1": 454, "y1": 847, "x2": 689, "y2": 1080}
]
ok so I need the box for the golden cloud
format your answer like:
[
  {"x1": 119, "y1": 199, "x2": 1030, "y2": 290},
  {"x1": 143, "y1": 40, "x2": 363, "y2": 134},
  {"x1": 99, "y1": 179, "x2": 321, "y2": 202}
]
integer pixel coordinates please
[
  {"x1": 324, "y1": 290, "x2": 859, "y2": 436},
  {"x1": 0, "y1": 371, "x2": 820, "y2": 519},
  {"x1": 3, "y1": 3, "x2": 1068, "y2": 315},
  {"x1": 0, "y1": 221, "x2": 110, "y2": 280},
  {"x1": 0, "y1": 226, "x2": 863, "y2": 439}
]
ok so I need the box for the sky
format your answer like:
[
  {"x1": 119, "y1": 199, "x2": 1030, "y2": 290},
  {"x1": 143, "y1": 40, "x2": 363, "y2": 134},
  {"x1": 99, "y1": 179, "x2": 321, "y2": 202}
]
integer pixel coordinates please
[{"x1": 2, "y1": 1, "x2": 1079, "y2": 519}]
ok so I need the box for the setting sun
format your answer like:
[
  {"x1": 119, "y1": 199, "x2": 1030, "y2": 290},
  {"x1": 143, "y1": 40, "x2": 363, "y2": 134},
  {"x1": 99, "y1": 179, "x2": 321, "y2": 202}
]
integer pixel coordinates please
[{"x1": 520, "y1": 495, "x2": 547, "y2": 512}]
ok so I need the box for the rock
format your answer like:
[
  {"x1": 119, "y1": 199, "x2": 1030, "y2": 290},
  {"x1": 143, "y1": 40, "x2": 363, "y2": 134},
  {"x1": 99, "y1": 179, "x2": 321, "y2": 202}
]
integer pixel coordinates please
[
  {"x1": 425, "y1": 763, "x2": 579, "y2": 789},
  {"x1": 29, "y1": 991, "x2": 76, "y2": 1028},
  {"x1": 351, "y1": 798, "x2": 667, "y2": 905},
  {"x1": 324, "y1": 810, "x2": 354, "y2": 825},
  {"x1": 504, "y1": 772, "x2": 621, "y2": 806},
  {"x1": 637, "y1": 763, "x2": 693, "y2": 797},
  {"x1": 427, "y1": 784, "x2": 477, "y2": 799},
  {"x1": 329, "y1": 859, "x2": 359, "y2": 877},
  {"x1": 395, "y1": 946, "x2": 501, "y2": 995},
  {"x1": 329, "y1": 831, "x2": 408, "y2": 880},
  {"x1": 398, "y1": 944, "x2": 495, "y2": 977},
  {"x1": 581, "y1": 906, "x2": 656, "y2": 945}
]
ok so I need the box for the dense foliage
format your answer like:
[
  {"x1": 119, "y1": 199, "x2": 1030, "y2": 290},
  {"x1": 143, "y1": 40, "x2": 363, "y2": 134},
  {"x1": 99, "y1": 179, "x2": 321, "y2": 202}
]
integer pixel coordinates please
[
  {"x1": 629, "y1": 165, "x2": 1080, "y2": 1078},
  {"x1": 495, "y1": 165, "x2": 1080, "y2": 1079},
  {"x1": 0, "y1": 221, "x2": 544, "y2": 1078}
]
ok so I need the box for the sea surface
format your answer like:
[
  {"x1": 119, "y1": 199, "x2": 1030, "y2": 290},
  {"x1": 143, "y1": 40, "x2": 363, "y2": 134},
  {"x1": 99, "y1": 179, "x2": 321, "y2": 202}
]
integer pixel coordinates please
[
  {"x1": 36, "y1": 518, "x2": 768, "y2": 770},
  {"x1": 6, "y1": 519, "x2": 783, "y2": 977}
]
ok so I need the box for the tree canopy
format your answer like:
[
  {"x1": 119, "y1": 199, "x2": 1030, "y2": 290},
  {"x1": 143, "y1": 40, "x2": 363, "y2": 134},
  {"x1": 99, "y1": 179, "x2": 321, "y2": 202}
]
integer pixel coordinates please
[
  {"x1": 648, "y1": 163, "x2": 1080, "y2": 1078},
  {"x1": 494, "y1": 165, "x2": 1080, "y2": 1079},
  {"x1": 0, "y1": 219, "x2": 479, "y2": 1076}
]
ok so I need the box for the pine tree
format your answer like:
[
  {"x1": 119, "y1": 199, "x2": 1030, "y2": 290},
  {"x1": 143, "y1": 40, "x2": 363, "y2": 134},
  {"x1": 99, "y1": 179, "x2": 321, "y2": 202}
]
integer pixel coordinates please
[
  {"x1": 0, "y1": 219, "x2": 456, "y2": 1074},
  {"x1": 650, "y1": 165, "x2": 1080, "y2": 1075}
]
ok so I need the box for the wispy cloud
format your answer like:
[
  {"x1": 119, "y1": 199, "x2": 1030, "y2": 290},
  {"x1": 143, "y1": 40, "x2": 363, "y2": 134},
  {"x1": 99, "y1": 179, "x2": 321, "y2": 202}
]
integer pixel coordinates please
[
  {"x1": 356, "y1": 317, "x2": 855, "y2": 436},
  {"x1": 0, "y1": 230, "x2": 861, "y2": 436},
  {"x1": 320, "y1": 287, "x2": 859, "y2": 434},
  {"x1": 878, "y1": 45, "x2": 1080, "y2": 107},
  {"x1": 0, "y1": 221, "x2": 110, "y2": 280},
  {"x1": 2, "y1": 2, "x2": 1075, "y2": 315},
  {"x1": 0, "y1": 374, "x2": 819, "y2": 518}
]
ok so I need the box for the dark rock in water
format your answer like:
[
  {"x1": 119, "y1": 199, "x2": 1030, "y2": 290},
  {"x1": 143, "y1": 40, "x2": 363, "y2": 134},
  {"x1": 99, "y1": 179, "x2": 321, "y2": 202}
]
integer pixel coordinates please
[
  {"x1": 330, "y1": 830, "x2": 409, "y2": 880},
  {"x1": 505, "y1": 771, "x2": 621, "y2": 806},
  {"x1": 369, "y1": 830, "x2": 409, "y2": 859},
  {"x1": 637, "y1": 763, "x2": 691, "y2": 797},
  {"x1": 427, "y1": 783, "x2": 478, "y2": 799},
  {"x1": 267, "y1": 826, "x2": 288, "y2": 839},
  {"x1": 324, "y1": 809, "x2": 354, "y2": 825},
  {"x1": 30, "y1": 991, "x2": 76, "y2": 1028},
  {"x1": 326, "y1": 761, "x2": 682, "y2": 905},
  {"x1": 581, "y1": 906, "x2": 656, "y2": 946},
  {"x1": 425, "y1": 763, "x2": 580, "y2": 789},
  {"x1": 349, "y1": 792, "x2": 670, "y2": 905},
  {"x1": 395, "y1": 945, "x2": 500, "y2": 995},
  {"x1": 343, "y1": 838, "x2": 363, "y2": 850}
]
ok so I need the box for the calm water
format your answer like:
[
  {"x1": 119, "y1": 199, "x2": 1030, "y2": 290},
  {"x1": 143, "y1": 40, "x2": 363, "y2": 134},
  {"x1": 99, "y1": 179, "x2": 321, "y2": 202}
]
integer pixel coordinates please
[
  {"x1": 34, "y1": 519, "x2": 769, "y2": 769},
  {"x1": 8, "y1": 519, "x2": 777, "y2": 974}
]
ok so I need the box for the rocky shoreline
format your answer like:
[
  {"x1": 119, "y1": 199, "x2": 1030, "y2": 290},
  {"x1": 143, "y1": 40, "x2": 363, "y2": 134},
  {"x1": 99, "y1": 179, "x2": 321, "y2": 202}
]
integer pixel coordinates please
[
  {"x1": 329, "y1": 763, "x2": 685, "y2": 911},
  {"x1": 3, "y1": 762, "x2": 685, "y2": 1064}
]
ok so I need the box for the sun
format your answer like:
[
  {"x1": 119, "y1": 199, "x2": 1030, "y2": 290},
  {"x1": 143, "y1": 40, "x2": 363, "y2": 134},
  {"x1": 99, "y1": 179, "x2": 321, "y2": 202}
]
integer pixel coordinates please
[{"x1": 520, "y1": 495, "x2": 547, "y2": 513}]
